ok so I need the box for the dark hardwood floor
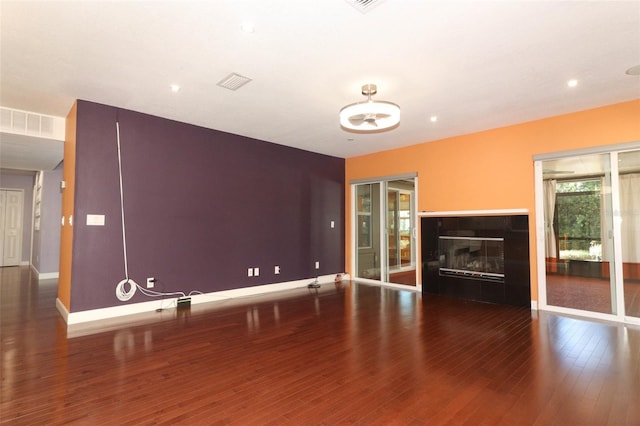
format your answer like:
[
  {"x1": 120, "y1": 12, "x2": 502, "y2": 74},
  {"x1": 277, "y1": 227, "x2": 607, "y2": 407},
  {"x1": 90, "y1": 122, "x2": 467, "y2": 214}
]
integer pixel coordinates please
[{"x1": 1, "y1": 265, "x2": 640, "y2": 425}]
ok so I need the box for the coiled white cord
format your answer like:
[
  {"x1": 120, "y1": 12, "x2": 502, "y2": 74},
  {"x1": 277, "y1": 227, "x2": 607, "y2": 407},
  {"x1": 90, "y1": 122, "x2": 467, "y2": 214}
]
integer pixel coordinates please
[
  {"x1": 115, "y1": 121, "x2": 136, "y2": 301},
  {"x1": 114, "y1": 120, "x2": 193, "y2": 302}
]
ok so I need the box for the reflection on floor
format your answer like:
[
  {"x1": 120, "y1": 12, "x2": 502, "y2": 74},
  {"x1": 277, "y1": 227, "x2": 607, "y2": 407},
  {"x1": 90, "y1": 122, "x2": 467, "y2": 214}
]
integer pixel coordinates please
[
  {"x1": 389, "y1": 269, "x2": 416, "y2": 285},
  {"x1": 546, "y1": 274, "x2": 640, "y2": 316},
  {"x1": 2, "y1": 266, "x2": 640, "y2": 423}
]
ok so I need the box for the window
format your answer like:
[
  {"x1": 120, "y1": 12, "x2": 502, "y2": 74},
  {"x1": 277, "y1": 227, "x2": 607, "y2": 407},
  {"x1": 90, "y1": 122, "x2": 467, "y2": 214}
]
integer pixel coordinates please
[
  {"x1": 555, "y1": 179, "x2": 602, "y2": 260},
  {"x1": 357, "y1": 184, "x2": 371, "y2": 248}
]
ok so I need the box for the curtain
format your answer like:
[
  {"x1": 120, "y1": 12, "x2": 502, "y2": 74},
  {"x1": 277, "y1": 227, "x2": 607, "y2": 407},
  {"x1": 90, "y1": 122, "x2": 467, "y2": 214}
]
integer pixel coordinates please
[
  {"x1": 600, "y1": 176, "x2": 610, "y2": 261},
  {"x1": 543, "y1": 179, "x2": 557, "y2": 258},
  {"x1": 620, "y1": 173, "x2": 640, "y2": 262}
]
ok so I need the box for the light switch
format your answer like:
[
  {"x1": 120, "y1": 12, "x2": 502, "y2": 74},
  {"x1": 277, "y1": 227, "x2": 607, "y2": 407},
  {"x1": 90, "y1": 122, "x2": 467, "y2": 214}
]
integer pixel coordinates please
[
  {"x1": 86, "y1": 214, "x2": 105, "y2": 226},
  {"x1": 330, "y1": 220, "x2": 335, "y2": 228}
]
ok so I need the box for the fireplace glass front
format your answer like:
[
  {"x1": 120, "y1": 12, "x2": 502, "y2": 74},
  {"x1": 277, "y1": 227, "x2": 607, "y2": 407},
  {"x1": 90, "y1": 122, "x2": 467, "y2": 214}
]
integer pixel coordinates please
[{"x1": 439, "y1": 236, "x2": 505, "y2": 282}]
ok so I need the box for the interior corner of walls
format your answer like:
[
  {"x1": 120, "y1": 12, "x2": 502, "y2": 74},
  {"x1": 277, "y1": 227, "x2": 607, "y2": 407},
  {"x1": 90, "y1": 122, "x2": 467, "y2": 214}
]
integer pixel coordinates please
[{"x1": 56, "y1": 298, "x2": 70, "y2": 323}]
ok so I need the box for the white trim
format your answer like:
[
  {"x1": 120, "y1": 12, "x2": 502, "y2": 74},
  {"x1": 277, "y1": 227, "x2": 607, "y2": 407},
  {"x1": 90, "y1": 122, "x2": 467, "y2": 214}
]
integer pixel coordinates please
[
  {"x1": 350, "y1": 184, "x2": 357, "y2": 279},
  {"x1": 20, "y1": 260, "x2": 29, "y2": 266},
  {"x1": 349, "y1": 172, "x2": 417, "y2": 185},
  {"x1": 534, "y1": 160, "x2": 548, "y2": 308},
  {"x1": 610, "y1": 152, "x2": 626, "y2": 317},
  {"x1": 60, "y1": 274, "x2": 345, "y2": 325},
  {"x1": 355, "y1": 277, "x2": 421, "y2": 292},
  {"x1": 39, "y1": 272, "x2": 59, "y2": 280},
  {"x1": 624, "y1": 316, "x2": 640, "y2": 327},
  {"x1": 531, "y1": 300, "x2": 538, "y2": 310},
  {"x1": 539, "y1": 305, "x2": 640, "y2": 327},
  {"x1": 418, "y1": 208, "x2": 528, "y2": 217},
  {"x1": 533, "y1": 140, "x2": 640, "y2": 162},
  {"x1": 30, "y1": 264, "x2": 59, "y2": 280}
]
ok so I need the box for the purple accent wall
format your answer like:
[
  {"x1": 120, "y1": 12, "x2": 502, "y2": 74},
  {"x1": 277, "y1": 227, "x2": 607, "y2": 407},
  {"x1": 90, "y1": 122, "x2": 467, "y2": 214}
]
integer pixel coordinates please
[{"x1": 70, "y1": 101, "x2": 344, "y2": 312}]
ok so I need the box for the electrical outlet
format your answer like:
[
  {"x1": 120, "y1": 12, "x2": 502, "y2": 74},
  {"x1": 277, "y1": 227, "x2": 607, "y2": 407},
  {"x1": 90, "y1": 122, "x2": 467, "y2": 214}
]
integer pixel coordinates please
[
  {"x1": 274, "y1": 266, "x2": 280, "y2": 274},
  {"x1": 147, "y1": 277, "x2": 155, "y2": 288},
  {"x1": 248, "y1": 268, "x2": 253, "y2": 277},
  {"x1": 315, "y1": 261, "x2": 320, "y2": 269},
  {"x1": 254, "y1": 267, "x2": 260, "y2": 277}
]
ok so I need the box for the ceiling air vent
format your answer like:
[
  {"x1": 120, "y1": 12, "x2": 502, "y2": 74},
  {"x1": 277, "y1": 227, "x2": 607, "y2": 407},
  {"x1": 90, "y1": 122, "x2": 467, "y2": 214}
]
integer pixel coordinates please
[
  {"x1": 217, "y1": 73, "x2": 252, "y2": 91},
  {"x1": 0, "y1": 107, "x2": 65, "y2": 140},
  {"x1": 345, "y1": 0, "x2": 386, "y2": 14}
]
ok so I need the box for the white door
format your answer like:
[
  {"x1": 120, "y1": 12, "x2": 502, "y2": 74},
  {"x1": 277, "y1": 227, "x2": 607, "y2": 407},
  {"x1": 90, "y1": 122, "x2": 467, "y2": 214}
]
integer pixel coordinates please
[{"x1": 0, "y1": 190, "x2": 24, "y2": 267}]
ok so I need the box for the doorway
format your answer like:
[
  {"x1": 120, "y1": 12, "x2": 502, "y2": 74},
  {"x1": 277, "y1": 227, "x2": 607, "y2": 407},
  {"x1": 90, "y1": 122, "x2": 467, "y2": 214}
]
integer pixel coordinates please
[
  {"x1": 0, "y1": 189, "x2": 24, "y2": 267},
  {"x1": 536, "y1": 145, "x2": 640, "y2": 324},
  {"x1": 353, "y1": 175, "x2": 417, "y2": 286}
]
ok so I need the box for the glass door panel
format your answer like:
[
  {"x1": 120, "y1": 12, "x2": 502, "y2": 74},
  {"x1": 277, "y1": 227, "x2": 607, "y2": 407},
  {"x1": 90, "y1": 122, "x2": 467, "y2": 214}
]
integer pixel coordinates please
[
  {"x1": 385, "y1": 179, "x2": 416, "y2": 285},
  {"x1": 354, "y1": 178, "x2": 417, "y2": 286},
  {"x1": 620, "y1": 150, "x2": 640, "y2": 319},
  {"x1": 387, "y1": 190, "x2": 399, "y2": 270},
  {"x1": 542, "y1": 153, "x2": 617, "y2": 314},
  {"x1": 355, "y1": 183, "x2": 381, "y2": 280}
]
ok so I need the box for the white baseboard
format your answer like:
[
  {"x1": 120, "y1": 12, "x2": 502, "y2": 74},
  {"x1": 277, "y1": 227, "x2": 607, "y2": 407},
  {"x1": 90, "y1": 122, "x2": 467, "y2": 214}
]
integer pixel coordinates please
[
  {"x1": 20, "y1": 260, "x2": 30, "y2": 266},
  {"x1": 62, "y1": 273, "x2": 346, "y2": 326},
  {"x1": 531, "y1": 300, "x2": 538, "y2": 310},
  {"x1": 30, "y1": 264, "x2": 59, "y2": 280},
  {"x1": 39, "y1": 272, "x2": 59, "y2": 280}
]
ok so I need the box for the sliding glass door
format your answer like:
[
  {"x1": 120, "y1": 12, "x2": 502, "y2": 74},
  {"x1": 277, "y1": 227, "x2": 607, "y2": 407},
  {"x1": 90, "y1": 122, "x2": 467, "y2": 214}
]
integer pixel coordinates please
[
  {"x1": 619, "y1": 150, "x2": 640, "y2": 319},
  {"x1": 354, "y1": 176, "x2": 417, "y2": 286},
  {"x1": 542, "y1": 153, "x2": 617, "y2": 314},
  {"x1": 355, "y1": 183, "x2": 381, "y2": 281},
  {"x1": 538, "y1": 147, "x2": 640, "y2": 322}
]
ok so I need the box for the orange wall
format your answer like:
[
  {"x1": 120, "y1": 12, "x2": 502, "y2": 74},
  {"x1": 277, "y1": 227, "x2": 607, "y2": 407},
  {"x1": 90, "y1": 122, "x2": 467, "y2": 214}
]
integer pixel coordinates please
[
  {"x1": 345, "y1": 100, "x2": 640, "y2": 301},
  {"x1": 57, "y1": 101, "x2": 77, "y2": 311}
]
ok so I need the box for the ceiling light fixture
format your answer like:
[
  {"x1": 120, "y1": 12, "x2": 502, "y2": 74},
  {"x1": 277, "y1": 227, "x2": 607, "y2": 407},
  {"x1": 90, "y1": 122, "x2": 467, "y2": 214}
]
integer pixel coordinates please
[
  {"x1": 170, "y1": 84, "x2": 181, "y2": 93},
  {"x1": 430, "y1": 115, "x2": 438, "y2": 123},
  {"x1": 567, "y1": 79, "x2": 578, "y2": 88},
  {"x1": 339, "y1": 84, "x2": 400, "y2": 132},
  {"x1": 241, "y1": 22, "x2": 255, "y2": 33},
  {"x1": 626, "y1": 65, "x2": 640, "y2": 76}
]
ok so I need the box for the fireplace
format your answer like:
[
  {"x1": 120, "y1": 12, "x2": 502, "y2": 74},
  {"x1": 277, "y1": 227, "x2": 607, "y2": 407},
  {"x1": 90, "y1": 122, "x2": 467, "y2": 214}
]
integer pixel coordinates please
[
  {"x1": 439, "y1": 236, "x2": 505, "y2": 282},
  {"x1": 421, "y1": 214, "x2": 530, "y2": 307}
]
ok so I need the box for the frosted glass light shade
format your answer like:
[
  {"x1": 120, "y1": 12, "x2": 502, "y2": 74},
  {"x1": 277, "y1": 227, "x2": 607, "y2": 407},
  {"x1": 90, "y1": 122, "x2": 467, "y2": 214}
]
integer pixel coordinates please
[{"x1": 339, "y1": 100, "x2": 400, "y2": 131}]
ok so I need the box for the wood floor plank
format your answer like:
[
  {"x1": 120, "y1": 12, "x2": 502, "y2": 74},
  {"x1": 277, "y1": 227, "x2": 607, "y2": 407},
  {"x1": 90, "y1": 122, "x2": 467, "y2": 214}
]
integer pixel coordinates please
[{"x1": 2, "y1": 266, "x2": 640, "y2": 424}]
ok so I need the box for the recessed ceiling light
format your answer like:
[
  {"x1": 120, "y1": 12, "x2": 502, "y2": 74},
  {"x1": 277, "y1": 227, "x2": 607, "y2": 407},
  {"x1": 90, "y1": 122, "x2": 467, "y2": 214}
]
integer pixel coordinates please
[
  {"x1": 241, "y1": 22, "x2": 255, "y2": 33},
  {"x1": 430, "y1": 115, "x2": 438, "y2": 123},
  {"x1": 170, "y1": 84, "x2": 181, "y2": 93},
  {"x1": 567, "y1": 79, "x2": 578, "y2": 88},
  {"x1": 626, "y1": 65, "x2": 640, "y2": 76}
]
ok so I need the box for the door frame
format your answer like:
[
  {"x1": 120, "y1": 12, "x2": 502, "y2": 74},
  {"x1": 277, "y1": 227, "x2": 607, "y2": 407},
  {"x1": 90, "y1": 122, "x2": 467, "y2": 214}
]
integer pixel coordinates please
[
  {"x1": 350, "y1": 173, "x2": 420, "y2": 291},
  {"x1": 534, "y1": 140, "x2": 640, "y2": 325}
]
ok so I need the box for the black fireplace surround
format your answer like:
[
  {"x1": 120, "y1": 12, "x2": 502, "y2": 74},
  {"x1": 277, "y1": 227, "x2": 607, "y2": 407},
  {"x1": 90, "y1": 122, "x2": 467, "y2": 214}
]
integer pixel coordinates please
[{"x1": 421, "y1": 215, "x2": 530, "y2": 307}]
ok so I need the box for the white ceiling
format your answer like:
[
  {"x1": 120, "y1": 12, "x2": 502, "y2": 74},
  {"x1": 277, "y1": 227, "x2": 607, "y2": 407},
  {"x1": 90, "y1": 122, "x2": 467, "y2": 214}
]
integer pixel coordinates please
[
  {"x1": 1, "y1": 0, "x2": 639, "y2": 166},
  {"x1": 0, "y1": 133, "x2": 64, "y2": 171}
]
